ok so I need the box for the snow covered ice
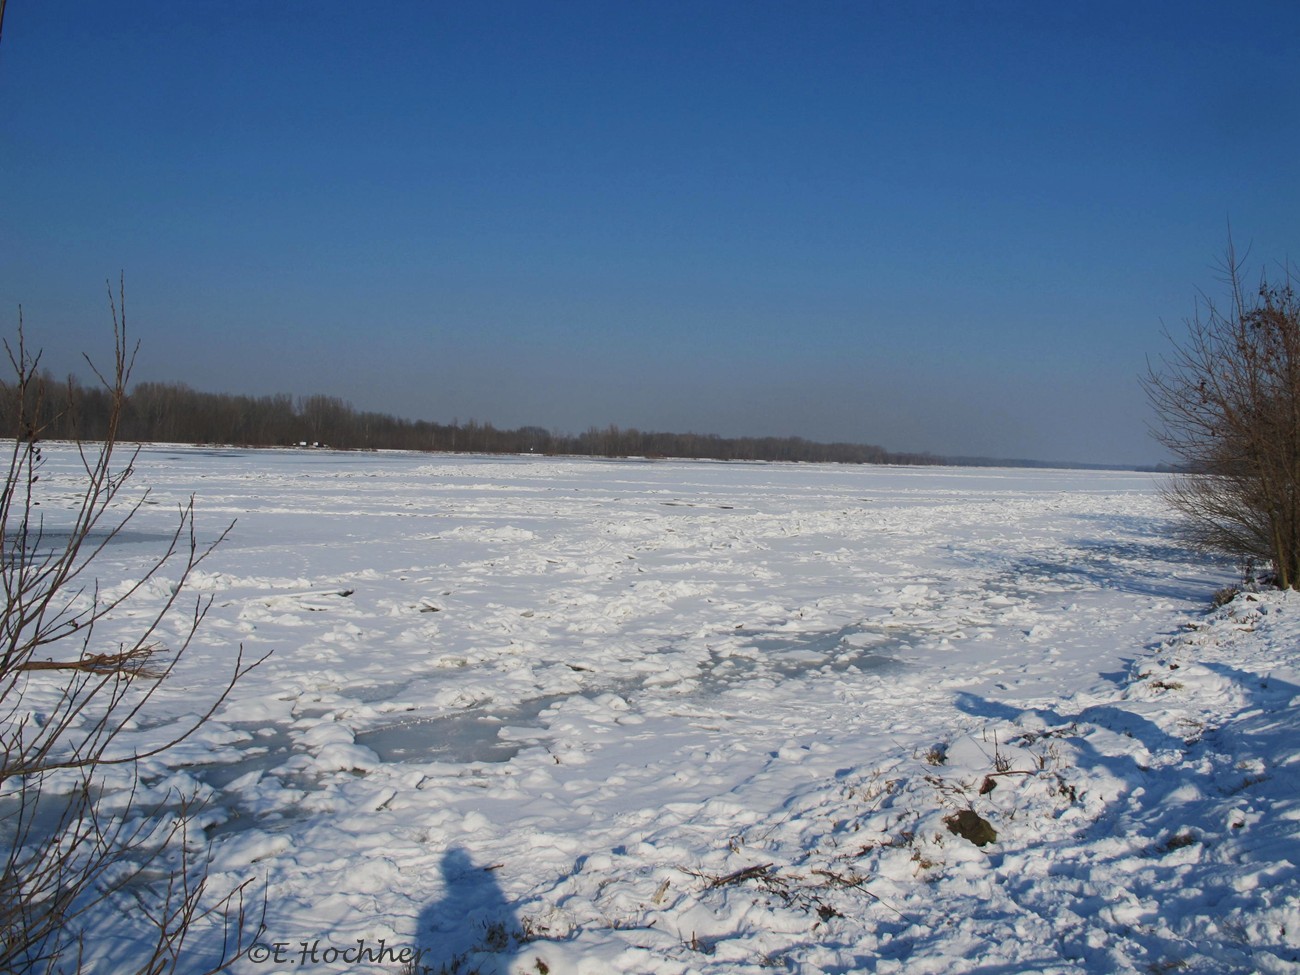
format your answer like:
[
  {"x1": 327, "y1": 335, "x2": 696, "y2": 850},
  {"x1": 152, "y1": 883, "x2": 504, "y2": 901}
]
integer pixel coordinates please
[{"x1": 26, "y1": 445, "x2": 1300, "y2": 973}]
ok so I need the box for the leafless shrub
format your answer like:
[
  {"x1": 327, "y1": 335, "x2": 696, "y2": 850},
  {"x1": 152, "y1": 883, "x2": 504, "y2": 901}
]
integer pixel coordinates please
[
  {"x1": 0, "y1": 283, "x2": 264, "y2": 974},
  {"x1": 1144, "y1": 242, "x2": 1300, "y2": 588}
]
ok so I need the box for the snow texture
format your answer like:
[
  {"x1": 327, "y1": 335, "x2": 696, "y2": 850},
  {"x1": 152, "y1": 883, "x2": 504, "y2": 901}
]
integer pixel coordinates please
[{"x1": 21, "y1": 445, "x2": 1300, "y2": 974}]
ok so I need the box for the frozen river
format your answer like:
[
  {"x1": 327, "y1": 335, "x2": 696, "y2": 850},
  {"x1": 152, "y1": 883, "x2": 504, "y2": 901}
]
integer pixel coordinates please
[{"x1": 36, "y1": 445, "x2": 1298, "y2": 975}]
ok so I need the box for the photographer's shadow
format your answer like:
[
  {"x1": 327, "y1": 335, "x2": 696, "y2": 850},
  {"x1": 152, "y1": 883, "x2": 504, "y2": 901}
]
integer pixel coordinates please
[{"x1": 413, "y1": 848, "x2": 520, "y2": 975}]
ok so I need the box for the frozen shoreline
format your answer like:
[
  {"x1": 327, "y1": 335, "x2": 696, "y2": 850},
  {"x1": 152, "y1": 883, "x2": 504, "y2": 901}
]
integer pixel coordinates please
[{"x1": 26, "y1": 445, "x2": 1299, "y2": 973}]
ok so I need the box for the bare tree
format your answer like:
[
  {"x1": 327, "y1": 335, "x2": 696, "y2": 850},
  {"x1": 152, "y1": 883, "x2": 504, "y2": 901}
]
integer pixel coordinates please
[
  {"x1": 0, "y1": 283, "x2": 264, "y2": 973},
  {"x1": 1144, "y1": 243, "x2": 1300, "y2": 588}
]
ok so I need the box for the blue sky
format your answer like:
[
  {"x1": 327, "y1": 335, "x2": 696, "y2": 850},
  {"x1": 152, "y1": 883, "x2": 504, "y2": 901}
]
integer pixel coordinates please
[{"x1": 2, "y1": 1, "x2": 1297, "y2": 466}]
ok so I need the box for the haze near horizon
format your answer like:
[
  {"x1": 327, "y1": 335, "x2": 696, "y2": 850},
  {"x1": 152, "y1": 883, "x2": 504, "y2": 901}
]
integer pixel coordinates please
[{"x1": 1, "y1": 1, "x2": 1297, "y2": 467}]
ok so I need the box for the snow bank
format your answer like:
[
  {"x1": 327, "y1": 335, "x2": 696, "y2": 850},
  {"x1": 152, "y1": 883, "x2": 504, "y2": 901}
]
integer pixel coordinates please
[{"x1": 24, "y1": 446, "x2": 1299, "y2": 973}]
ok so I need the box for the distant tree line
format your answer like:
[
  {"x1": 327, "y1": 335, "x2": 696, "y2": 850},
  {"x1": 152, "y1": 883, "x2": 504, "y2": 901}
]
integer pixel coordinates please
[{"x1": 3, "y1": 373, "x2": 949, "y2": 466}]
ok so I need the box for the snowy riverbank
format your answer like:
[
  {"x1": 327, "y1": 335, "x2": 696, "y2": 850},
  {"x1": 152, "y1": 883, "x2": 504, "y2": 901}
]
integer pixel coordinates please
[{"x1": 27, "y1": 446, "x2": 1298, "y2": 973}]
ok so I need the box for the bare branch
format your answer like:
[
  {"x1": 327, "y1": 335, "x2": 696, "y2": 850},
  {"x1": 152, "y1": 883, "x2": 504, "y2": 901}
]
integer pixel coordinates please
[
  {"x1": 0, "y1": 285, "x2": 264, "y2": 973},
  {"x1": 1145, "y1": 242, "x2": 1300, "y2": 588}
]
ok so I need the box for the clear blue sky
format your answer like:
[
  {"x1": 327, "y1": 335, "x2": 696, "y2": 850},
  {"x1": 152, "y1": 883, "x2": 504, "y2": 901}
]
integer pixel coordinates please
[{"x1": 2, "y1": 1, "x2": 1297, "y2": 466}]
